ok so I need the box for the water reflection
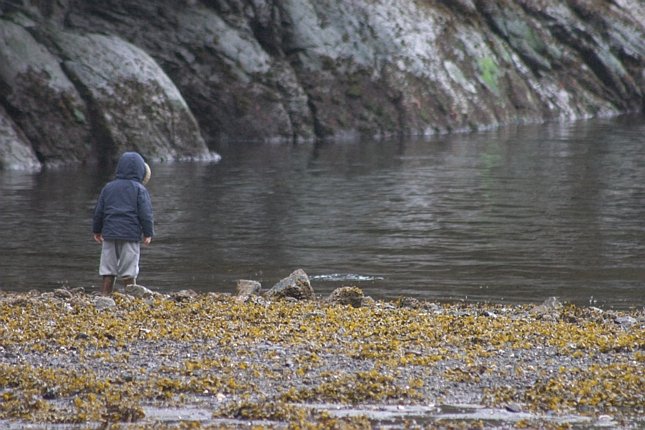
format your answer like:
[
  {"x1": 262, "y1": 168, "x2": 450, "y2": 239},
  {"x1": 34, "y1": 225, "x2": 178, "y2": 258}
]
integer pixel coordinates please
[{"x1": 1, "y1": 116, "x2": 644, "y2": 308}]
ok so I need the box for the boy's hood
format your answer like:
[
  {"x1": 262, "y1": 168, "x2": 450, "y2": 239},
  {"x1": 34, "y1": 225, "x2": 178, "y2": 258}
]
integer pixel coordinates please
[{"x1": 115, "y1": 152, "x2": 146, "y2": 182}]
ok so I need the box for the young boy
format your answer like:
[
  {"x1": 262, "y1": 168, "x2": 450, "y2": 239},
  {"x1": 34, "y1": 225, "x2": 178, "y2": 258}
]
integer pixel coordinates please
[{"x1": 93, "y1": 152, "x2": 154, "y2": 295}]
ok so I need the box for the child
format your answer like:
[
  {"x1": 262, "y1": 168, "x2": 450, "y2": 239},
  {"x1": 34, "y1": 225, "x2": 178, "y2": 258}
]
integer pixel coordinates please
[{"x1": 92, "y1": 152, "x2": 154, "y2": 295}]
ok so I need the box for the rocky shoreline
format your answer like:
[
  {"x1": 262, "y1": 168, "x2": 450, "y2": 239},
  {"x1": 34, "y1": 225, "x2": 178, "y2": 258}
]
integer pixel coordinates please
[
  {"x1": 1, "y1": 1, "x2": 644, "y2": 170},
  {"x1": 0, "y1": 270, "x2": 643, "y2": 429}
]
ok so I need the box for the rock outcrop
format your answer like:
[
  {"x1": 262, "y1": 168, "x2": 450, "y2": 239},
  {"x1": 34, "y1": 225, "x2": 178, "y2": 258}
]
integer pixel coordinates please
[
  {"x1": 0, "y1": 17, "x2": 91, "y2": 168},
  {"x1": 0, "y1": 0, "x2": 643, "y2": 170},
  {"x1": 52, "y1": 30, "x2": 210, "y2": 163},
  {"x1": 0, "y1": 104, "x2": 40, "y2": 171}
]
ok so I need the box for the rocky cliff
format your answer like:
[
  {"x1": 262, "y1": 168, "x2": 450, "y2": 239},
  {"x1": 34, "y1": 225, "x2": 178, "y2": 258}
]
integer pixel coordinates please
[{"x1": 0, "y1": 0, "x2": 643, "y2": 170}]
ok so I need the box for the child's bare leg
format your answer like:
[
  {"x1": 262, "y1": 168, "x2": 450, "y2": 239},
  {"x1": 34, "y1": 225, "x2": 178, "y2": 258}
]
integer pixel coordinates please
[
  {"x1": 102, "y1": 275, "x2": 115, "y2": 295},
  {"x1": 121, "y1": 277, "x2": 135, "y2": 288}
]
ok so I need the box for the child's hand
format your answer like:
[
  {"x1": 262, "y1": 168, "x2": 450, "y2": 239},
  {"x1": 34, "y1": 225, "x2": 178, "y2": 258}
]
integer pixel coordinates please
[
  {"x1": 143, "y1": 236, "x2": 152, "y2": 246},
  {"x1": 93, "y1": 233, "x2": 103, "y2": 244}
]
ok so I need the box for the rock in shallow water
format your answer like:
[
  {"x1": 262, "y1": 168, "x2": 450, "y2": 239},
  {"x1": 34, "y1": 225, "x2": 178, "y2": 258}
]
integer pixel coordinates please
[{"x1": 265, "y1": 269, "x2": 315, "y2": 301}]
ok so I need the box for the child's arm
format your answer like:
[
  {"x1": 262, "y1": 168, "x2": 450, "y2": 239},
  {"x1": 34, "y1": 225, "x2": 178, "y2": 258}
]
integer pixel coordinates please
[
  {"x1": 137, "y1": 187, "x2": 154, "y2": 240},
  {"x1": 92, "y1": 190, "x2": 106, "y2": 241}
]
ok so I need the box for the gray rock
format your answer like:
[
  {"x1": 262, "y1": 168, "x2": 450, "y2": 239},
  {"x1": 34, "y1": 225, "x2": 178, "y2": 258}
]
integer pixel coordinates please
[
  {"x1": 265, "y1": 269, "x2": 315, "y2": 301},
  {"x1": 326, "y1": 286, "x2": 365, "y2": 308},
  {"x1": 398, "y1": 297, "x2": 423, "y2": 309},
  {"x1": 482, "y1": 310, "x2": 498, "y2": 318},
  {"x1": 53, "y1": 30, "x2": 212, "y2": 162},
  {"x1": 124, "y1": 284, "x2": 154, "y2": 298},
  {"x1": 361, "y1": 296, "x2": 377, "y2": 308},
  {"x1": 541, "y1": 297, "x2": 563, "y2": 310},
  {"x1": 614, "y1": 315, "x2": 637, "y2": 328},
  {"x1": 532, "y1": 297, "x2": 563, "y2": 317},
  {"x1": 0, "y1": 18, "x2": 90, "y2": 166},
  {"x1": 53, "y1": 289, "x2": 73, "y2": 300},
  {"x1": 94, "y1": 296, "x2": 116, "y2": 310},
  {"x1": 505, "y1": 403, "x2": 522, "y2": 413},
  {"x1": 245, "y1": 295, "x2": 269, "y2": 306},
  {"x1": 0, "y1": 105, "x2": 41, "y2": 171},
  {"x1": 171, "y1": 289, "x2": 197, "y2": 302},
  {"x1": 236, "y1": 280, "x2": 262, "y2": 298}
]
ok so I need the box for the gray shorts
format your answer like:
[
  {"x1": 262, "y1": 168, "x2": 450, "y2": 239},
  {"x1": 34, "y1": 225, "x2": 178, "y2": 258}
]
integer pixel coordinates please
[{"x1": 99, "y1": 240, "x2": 140, "y2": 279}]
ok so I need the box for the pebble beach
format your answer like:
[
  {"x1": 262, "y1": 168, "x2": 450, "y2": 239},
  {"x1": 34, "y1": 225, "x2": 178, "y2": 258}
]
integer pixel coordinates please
[{"x1": 0, "y1": 285, "x2": 643, "y2": 429}]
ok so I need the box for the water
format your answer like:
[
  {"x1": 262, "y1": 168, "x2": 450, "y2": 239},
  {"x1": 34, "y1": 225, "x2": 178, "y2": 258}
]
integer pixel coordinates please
[{"x1": 1, "y1": 116, "x2": 644, "y2": 308}]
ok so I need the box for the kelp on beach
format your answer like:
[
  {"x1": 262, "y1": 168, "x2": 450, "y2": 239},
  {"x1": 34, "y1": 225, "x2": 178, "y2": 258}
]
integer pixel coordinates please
[{"x1": 0, "y1": 289, "x2": 643, "y2": 428}]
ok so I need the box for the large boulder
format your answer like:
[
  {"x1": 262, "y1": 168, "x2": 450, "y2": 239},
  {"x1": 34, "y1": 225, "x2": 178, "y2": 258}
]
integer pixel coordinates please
[
  {"x1": 265, "y1": 269, "x2": 315, "y2": 301},
  {"x1": 0, "y1": 17, "x2": 91, "y2": 165},
  {"x1": 0, "y1": 105, "x2": 41, "y2": 171},
  {"x1": 65, "y1": 1, "x2": 315, "y2": 144},
  {"x1": 51, "y1": 30, "x2": 211, "y2": 162}
]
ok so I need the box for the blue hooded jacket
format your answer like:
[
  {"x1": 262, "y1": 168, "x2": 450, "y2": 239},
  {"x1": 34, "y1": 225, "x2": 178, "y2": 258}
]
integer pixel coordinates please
[{"x1": 93, "y1": 152, "x2": 154, "y2": 242}]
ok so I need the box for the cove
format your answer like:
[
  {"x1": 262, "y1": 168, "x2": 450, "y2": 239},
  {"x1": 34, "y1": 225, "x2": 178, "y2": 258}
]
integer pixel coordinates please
[{"x1": 1, "y1": 115, "x2": 644, "y2": 309}]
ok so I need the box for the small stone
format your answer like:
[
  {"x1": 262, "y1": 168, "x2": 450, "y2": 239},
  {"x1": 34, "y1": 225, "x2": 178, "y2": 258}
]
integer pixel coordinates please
[
  {"x1": 361, "y1": 296, "x2": 376, "y2": 308},
  {"x1": 532, "y1": 297, "x2": 563, "y2": 320},
  {"x1": 236, "y1": 280, "x2": 262, "y2": 297},
  {"x1": 614, "y1": 316, "x2": 637, "y2": 328},
  {"x1": 534, "y1": 296, "x2": 563, "y2": 311},
  {"x1": 236, "y1": 280, "x2": 262, "y2": 302},
  {"x1": 423, "y1": 302, "x2": 443, "y2": 313},
  {"x1": 171, "y1": 289, "x2": 197, "y2": 302},
  {"x1": 94, "y1": 296, "x2": 116, "y2": 310},
  {"x1": 326, "y1": 286, "x2": 365, "y2": 307},
  {"x1": 125, "y1": 284, "x2": 154, "y2": 298},
  {"x1": 54, "y1": 289, "x2": 73, "y2": 299},
  {"x1": 398, "y1": 297, "x2": 422, "y2": 309},
  {"x1": 42, "y1": 387, "x2": 60, "y2": 400},
  {"x1": 245, "y1": 295, "x2": 268, "y2": 306},
  {"x1": 505, "y1": 403, "x2": 522, "y2": 413}
]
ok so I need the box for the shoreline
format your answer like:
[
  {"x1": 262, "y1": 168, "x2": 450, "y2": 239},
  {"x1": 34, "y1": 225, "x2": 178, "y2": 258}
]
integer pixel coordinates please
[{"x1": 0, "y1": 288, "x2": 643, "y2": 429}]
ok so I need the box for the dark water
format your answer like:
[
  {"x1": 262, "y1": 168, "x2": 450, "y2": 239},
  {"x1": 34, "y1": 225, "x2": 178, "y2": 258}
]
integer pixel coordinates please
[{"x1": 1, "y1": 116, "x2": 644, "y2": 308}]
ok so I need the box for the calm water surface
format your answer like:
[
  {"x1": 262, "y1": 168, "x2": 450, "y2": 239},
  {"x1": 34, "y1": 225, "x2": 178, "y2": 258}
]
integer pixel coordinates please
[{"x1": 1, "y1": 116, "x2": 644, "y2": 308}]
